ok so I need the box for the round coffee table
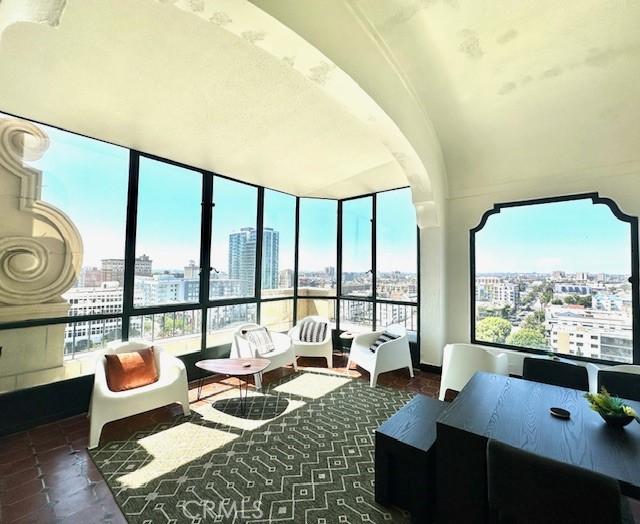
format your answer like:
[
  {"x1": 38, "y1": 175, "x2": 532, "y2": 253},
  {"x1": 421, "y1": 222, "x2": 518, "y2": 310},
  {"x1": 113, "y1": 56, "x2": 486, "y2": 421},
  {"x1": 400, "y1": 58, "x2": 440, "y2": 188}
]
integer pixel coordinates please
[{"x1": 195, "y1": 358, "x2": 270, "y2": 415}]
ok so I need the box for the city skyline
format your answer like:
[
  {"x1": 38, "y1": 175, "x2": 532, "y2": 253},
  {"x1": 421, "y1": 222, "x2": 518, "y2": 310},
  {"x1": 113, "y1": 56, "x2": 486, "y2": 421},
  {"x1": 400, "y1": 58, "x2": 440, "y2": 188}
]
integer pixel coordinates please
[{"x1": 28, "y1": 121, "x2": 418, "y2": 272}]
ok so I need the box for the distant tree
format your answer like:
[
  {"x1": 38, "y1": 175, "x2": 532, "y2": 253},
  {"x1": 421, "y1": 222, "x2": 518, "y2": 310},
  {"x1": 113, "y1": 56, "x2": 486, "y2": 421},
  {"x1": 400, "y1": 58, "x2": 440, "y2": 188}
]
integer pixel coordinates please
[
  {"x1": 506, "y1": 328, "x2": 548, "y2": 349},
  {"x1": 476, "y1": 317, "x2": 512, "y2": 344},
  {"x1": 540, "y1": 289, "x2": 554, "y2": 305},
  {"x1": 551, "y1": 298, "x2": 563, "y2": 305},
  {"x1": 500, "y1": 305, "x2": 512, "y2": 319},
  {"x1": 564, "y1": 295, "x2": 577, "y2": 305},
  {"x1": 522, "y1": 311, "x2": 546, "y2": 336},
  {"x1": 576, "y1": 295, "x2": 592, "y2": 307}
]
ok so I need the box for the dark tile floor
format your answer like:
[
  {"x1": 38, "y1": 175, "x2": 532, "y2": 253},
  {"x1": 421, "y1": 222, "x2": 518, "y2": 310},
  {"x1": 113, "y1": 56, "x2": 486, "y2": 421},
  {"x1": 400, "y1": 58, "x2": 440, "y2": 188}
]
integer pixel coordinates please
[{"x1": 0, "y1": 353, "x2": 438, "y2": 523}]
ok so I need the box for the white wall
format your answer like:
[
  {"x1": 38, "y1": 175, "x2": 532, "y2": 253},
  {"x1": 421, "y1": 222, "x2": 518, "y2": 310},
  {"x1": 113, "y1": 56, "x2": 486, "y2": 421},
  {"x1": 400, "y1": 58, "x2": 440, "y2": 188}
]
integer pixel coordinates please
[{"x1": 439, "y1": 169, "x2": 640, "y2": 370}]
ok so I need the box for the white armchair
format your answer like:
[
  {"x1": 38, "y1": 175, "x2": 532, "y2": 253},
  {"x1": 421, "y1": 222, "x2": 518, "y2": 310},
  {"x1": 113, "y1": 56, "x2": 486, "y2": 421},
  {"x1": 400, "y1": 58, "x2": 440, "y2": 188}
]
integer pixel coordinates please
[
  {"x1": 439, "y1": 343, "x2": 509, "y2": 400},
  {"x1": 347, "y1": 324, "x2": 414, "y2": 387},
  {"x1": 232, "y1": 323, "x2": 297, "y2": 389},
  {"x1": 89, "y1": 340, "x2": 190, "y2": 449},
  {"x1": 288, "y1": 316, "x2": 333, "y2": 368}
]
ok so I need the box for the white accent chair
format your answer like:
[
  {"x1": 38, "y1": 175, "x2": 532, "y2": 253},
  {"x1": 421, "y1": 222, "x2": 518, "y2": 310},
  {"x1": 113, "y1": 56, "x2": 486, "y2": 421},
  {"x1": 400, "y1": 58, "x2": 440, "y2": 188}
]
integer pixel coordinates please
[
  {"x1": 288, "y1": 316, "x2": 334, "y2": 368},
  {"x1": 232, "y1": 323, "x2": 297, "y2": 389},
  {"x1": 347, "y1": 324, "x2": 414, "y2": 387},
  {"x1": 89, "y1": 340, "x2": 190, "y2": 449},
  {"x1": 439, "y1": 343, "x2": 509, "y2": 400}
]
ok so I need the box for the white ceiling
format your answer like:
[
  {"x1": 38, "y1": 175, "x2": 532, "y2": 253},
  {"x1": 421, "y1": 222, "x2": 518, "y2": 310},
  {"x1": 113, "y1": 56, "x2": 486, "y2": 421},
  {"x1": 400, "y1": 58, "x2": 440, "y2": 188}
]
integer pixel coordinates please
[
  {"x1": 2, "y1": 1, "x2": 638, "y2": 204},
  {"x1": 0, "y1": 0, "x2": 425, "y2": 199},
  {"x1": 254, "y1": 0, "x2": 640, "y2": 199}
]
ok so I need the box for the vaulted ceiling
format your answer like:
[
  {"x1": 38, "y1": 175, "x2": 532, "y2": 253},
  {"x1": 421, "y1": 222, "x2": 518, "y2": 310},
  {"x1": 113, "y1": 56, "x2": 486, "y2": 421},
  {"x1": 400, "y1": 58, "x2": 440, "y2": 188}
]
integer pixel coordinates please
[
  {"x1": 253, "y1": 0, "x2": 640, "y2": 199},
  {"x1": 1, "y1": 0, "x2": 638, "y2": 206},
  {"x1": 0, "y1": 0, "x2": 427, "y2": 200}
]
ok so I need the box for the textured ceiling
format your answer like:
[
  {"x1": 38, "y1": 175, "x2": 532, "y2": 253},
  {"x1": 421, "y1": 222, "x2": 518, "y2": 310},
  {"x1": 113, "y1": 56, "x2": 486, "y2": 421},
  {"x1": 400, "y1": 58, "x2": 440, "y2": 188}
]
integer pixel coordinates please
[
  {"x1": 0, "y1": 0, "x2": 428, "y2": 199},
  {"x1": 254, "y1": 0, "x2": 640, "y2": 198},
  {"x1": 347, "y1": 0, "x2": 640, "y2": 196}
]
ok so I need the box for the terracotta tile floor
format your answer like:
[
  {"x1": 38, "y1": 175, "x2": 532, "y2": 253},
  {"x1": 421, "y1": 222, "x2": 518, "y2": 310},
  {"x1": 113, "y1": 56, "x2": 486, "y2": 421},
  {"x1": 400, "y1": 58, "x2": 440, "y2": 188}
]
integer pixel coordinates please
[{"x1": 0, "y1": 353, "x2": 438, "y2": 523}]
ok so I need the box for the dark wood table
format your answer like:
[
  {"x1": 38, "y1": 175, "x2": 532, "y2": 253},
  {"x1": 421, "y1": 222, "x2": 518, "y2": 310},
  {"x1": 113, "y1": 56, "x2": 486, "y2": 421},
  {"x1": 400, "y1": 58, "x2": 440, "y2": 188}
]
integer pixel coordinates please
[
  {"x1": 375, "y1": 394, "x2": 445, "y2": 523},
  {"x1": 195, "y1": 358, "x2": 269, "y2": 414},
  {"x1": 436, "y1": 372, "x2": 640, "y2": 523}
]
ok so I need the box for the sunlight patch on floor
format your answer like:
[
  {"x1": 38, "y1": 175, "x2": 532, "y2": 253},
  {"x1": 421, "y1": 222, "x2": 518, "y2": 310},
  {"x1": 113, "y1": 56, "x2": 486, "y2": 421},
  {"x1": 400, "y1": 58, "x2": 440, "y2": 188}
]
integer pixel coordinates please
[
  {"x1": 273, "y1": 373, "x2": 351, "y2": 399},
  {"x1": 116, "y1": 422, "x2": 238, "y2": 489}
]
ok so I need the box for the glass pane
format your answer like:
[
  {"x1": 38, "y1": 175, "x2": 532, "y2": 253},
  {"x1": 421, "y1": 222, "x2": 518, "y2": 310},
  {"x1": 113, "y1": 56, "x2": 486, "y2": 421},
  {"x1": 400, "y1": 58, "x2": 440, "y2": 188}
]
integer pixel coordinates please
[
  {"x1": 376, "y1": 302, "x2": 418, "y2": 332},
  {"x1": 341, "y1": 197, "x2": 372, "y2": 297},
  {"x1": 0, "y1": 320, "x2": 121, "y2": 393},
  {"x1": 340, "y1": 299, "x2": 373, "y2": 333},
  {"x1": 474, "y1": 198, "x2": 633, "y2": 363},
  {"x1": 129, "y1": 309, "x2": 202, "y2": 357},
  {"x1": 376, "y1": 189, "x2": 418, "y2": 302},
  {"x1": 134, "y1": 157, "x2": 202, "y2": 307},
  {"x1": 262, "y1": 190, "x2": 295, "y2": 298},
  {"x1": 210, "y1": 177, "x2": 258, "y2": 299},
  {"x1": 206, "y1": 303, "x2": 258, "y2": 347},
  {"x1": 297, "y1": 299, "x2": 336, "y2": 327},
  {"x1": 3, "y1": 114, "x2": 129, "y2": 318},
  {"x1": 260, "y1": 300, "x2": 294, "y2": 332},
  {"x1": 298, "y1": 198, "x2": 337, "y2": 295}
]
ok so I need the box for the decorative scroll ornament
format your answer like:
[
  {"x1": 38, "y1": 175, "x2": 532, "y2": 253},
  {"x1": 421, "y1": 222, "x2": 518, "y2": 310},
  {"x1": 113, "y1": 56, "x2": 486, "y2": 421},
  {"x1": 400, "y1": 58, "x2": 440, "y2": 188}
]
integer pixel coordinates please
[{"x1": 0, "y1": 118, "x2": 83, "y2": 305}]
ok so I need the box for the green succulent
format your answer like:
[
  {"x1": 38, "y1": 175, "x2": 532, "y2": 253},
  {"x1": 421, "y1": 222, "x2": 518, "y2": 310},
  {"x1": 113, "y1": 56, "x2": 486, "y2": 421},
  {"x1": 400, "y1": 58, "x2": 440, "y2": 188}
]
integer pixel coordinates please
[{"x1": 585, "y1": 388, "x2": 638, "y2": 420}]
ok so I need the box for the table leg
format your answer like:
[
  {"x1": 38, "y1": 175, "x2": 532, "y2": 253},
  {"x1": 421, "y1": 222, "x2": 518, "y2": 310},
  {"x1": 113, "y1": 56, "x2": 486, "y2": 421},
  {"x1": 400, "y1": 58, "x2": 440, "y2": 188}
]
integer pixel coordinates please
[
  {"x1": 238, "y1": 377, "x2": 248, "y2": 415},
  {"x1": 197, "y1": 377, "x2": 204, "y2": 401}
]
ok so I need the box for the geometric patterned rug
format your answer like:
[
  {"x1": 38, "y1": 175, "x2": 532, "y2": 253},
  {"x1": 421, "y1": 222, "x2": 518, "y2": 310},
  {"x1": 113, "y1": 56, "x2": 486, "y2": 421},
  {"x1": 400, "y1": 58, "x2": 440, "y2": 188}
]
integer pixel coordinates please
[{"x1": 90, "y1": 371, "x2": 413, "y2": 523}]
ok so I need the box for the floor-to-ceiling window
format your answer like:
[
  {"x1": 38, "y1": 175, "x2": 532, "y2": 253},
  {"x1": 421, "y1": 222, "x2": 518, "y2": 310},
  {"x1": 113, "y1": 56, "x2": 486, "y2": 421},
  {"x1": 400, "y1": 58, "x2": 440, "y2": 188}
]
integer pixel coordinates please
[
  {"x1": 0, "y1": 112, "x2": 422, "y2": 394},
  {"x1": 335, "y1": 188, "x2": 419, "y2": 339},
  {"x1": 297, "y1": 198, "x2": 338, "y2": 326}
]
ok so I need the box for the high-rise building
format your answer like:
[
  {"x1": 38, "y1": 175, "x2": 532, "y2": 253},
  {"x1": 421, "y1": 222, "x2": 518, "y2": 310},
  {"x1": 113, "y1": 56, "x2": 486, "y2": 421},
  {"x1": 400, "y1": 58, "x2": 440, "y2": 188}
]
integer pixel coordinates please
[
  {"x1": 184, "y1": 260, "x2": 199, "y2": 279},
  {"x1": 279, "y1": 268, "x2": 294, "y2": 289},
  {"x1": 229, "y1": 228, "x2": 257, "y2": 296},
  {"x1": 101, "y1": 254, "x2": 152, "y2": 285},
  {"x1": 262, "y1": 227, "x2": 279, "y2": 289},
  {"x1": 228, "y1": 227, "x2": 279, "y2": 294}
]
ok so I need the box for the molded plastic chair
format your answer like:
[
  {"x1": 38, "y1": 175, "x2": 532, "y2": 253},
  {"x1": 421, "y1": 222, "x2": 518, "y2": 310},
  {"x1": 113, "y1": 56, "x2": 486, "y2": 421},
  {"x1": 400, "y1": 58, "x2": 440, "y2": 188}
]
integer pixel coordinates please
[
  {"x1": 438, "y1": 343, "x2": 508, "y2": 400},
  {"x1": 347, "y1": 324, "x2": 413, "y2": 387},
  {"x1": 597, "y1": 365, "x2": 640, "y2": 401},
  {"x1": 89, "y1": 340, "x2": 190, "y2": 449},
  {"x1": 487, "y1": 439, "x2": 627, "y2": 524},
  {"x1": 522, "y1": 357, "x2": 589, "y2": 391},
  {"x1": 232, "y1": 323, "x2": 297, "y2": 389},
  {"x1": 288, "y1": 316, "x2": 333, "y2": 368}
]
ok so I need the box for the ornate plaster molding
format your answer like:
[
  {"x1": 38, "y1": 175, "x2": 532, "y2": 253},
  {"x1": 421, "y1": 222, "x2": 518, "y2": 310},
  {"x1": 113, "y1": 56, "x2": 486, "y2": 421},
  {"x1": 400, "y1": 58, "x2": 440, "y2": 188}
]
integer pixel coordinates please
[{"x1": 0, "y1": 118, "x2": 82, "y2": 305}]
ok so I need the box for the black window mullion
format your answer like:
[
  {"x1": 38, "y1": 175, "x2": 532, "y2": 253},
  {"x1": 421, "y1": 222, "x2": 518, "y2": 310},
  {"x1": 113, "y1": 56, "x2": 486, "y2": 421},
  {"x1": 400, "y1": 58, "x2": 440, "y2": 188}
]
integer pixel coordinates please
[
  {"x1": 372, "y1": 193, "x2": 377, "y2": 330},
  {"x1": 255, "y1": 187, "x2": 265, "y2": 323},
  {"x1": 293, "y1": 196, "x2": 300, "y2": 324},
  {"x1": 416, "y1": 225, "x2": 421, "y2": 359},
  {"x1": 336, "y1": 199, "x2": 343, "y2": 331},
  {"x1": 200, "y1": 173, "x2": 214, "y2": 352},
  {"x1": 121, "y1": 150, "x2": 140, "y2": 340}
]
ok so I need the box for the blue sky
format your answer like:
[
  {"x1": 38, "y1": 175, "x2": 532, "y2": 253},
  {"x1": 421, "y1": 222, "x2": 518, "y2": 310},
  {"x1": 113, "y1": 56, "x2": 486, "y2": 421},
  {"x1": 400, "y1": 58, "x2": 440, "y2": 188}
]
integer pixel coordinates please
[
  {"x1": 476, "y1": 199, "x2": 631, "y2": 275},
  {"x1": 27, "y1": 119, "x2": 418, "y2": 273}
]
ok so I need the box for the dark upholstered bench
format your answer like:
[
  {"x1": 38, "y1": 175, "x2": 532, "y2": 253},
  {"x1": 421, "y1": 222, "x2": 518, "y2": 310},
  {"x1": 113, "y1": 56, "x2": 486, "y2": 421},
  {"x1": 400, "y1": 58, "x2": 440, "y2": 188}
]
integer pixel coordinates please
[{"x1": 375, "y1": 394, "x2": 445, "y2": 523}]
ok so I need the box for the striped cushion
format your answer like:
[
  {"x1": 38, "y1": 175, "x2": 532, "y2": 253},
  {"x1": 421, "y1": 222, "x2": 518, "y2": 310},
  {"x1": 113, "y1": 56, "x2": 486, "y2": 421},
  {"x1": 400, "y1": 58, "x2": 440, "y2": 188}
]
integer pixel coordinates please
[
  {"x1": 244, "y1": 327, "x2": 275, "y2": 356},
  {"x1": 369, "y1": 331, "x2": 400, "y2": 353},
  {"x1": 299, "y1": 320, "x2": 328, "y2": 343}
]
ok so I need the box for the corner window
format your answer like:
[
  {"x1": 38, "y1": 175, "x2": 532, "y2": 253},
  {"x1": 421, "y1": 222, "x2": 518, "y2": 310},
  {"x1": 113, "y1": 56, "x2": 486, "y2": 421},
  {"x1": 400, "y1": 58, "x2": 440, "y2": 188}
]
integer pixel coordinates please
[{"x1": 471, "y1": 194, "x2": 638, "y2": 364}]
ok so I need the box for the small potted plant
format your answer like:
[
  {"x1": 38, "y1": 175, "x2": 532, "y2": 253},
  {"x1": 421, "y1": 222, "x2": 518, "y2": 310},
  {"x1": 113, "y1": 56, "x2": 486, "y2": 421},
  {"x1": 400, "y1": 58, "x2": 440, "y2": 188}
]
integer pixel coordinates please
[{"x1": 584, "y1": 388, "x2": 639, "y2": 428}]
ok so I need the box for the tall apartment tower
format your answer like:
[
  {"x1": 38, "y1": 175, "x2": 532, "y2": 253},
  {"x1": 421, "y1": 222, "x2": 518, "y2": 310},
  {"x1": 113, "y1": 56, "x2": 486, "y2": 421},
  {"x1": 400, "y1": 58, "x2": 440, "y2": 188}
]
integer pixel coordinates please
[
  {"x1": 261, "y1": 228, "x2": 279, "y2": 289},
  {"x1": 228, "y1": 227, "x2": 279, "y2": 295}
]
